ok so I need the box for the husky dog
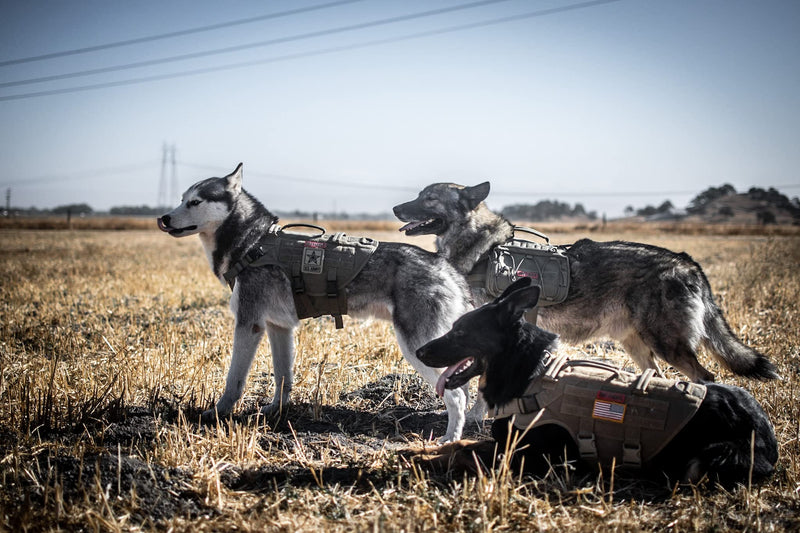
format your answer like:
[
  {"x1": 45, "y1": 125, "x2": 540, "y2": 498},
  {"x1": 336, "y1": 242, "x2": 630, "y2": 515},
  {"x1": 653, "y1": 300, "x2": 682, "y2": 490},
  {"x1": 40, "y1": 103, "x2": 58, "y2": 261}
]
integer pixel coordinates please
[
  {"x1": 415, "y1": 278, "x2": 778, "y2": 486},
  {"x1": 157, "y1": 164, "x2": 475, "y2": 441},
  {"x1": 394, "y1": 182, "x2": 779, "y2": 382}
]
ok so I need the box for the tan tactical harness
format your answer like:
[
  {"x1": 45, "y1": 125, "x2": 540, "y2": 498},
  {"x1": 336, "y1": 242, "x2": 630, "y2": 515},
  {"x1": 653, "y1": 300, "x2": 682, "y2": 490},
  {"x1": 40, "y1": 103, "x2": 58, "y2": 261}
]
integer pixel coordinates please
[
  {"x1": 223, "y1": 224, "x2": 379, "y2": 328},
  {"x1": 494, "y1": 353, "x2": 707, "y2": 468}
]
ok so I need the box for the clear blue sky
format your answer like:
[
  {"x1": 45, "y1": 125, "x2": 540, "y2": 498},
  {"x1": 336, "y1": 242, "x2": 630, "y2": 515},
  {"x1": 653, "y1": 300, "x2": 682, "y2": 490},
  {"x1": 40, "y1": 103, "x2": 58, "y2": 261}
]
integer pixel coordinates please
[{"x1": 1, "y1": 0, "x2": 798, "y2": 217}]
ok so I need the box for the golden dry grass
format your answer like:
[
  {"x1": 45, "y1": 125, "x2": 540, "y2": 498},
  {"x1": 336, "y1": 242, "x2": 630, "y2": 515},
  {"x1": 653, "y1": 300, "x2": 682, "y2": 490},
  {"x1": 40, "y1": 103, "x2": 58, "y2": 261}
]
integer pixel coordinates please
[{"x1": 1, "y1": 223, "x2": 799, "y2": 532}]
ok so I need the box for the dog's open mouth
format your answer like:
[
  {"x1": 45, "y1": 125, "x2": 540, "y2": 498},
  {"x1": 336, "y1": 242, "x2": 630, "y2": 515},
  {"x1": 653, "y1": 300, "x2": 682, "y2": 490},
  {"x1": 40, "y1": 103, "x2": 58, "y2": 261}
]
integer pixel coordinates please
[
  {"x1": 435, "y1": 357, "x2": 482, "y2": 397},
  {"x1": 398, "y1": 218, "x2": 445, "y2": 236},
  {"x1": 157, "y1": 218, "x2": 197, "y2": 236}
]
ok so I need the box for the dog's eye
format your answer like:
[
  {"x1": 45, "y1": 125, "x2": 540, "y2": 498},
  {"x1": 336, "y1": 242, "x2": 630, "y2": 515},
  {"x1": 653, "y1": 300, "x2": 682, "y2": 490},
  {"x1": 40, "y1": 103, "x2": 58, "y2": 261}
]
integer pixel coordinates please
[{"x1": 187, "y1": 199, "x2": 202, "y2": 207}]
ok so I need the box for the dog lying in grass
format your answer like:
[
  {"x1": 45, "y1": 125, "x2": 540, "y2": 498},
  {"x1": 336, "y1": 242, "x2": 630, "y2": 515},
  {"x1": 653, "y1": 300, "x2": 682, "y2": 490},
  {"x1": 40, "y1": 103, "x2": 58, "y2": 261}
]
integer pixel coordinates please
[{"x1": 414, "y1": 278, "x2": 778, "y2": 487}]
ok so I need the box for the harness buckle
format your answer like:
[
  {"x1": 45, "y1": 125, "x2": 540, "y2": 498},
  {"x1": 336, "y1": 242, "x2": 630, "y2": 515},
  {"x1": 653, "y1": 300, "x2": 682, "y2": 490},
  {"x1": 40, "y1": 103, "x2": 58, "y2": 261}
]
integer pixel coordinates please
[
  {"x1": 577, "y1": 432, "x2": 598, "y2": 460},
  {"x1": 622, "y1": 442, "x2": 642, "y2": 467}
]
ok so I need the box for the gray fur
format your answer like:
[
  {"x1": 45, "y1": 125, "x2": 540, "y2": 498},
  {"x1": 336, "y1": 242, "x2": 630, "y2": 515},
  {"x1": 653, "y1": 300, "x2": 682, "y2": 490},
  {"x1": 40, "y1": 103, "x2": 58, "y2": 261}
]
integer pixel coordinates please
[
  {"x1": 158, "y1": 164, "x2": 475, "y2": 441},
  {"x1": 394, "y1": 182, "x2": 779, "y2": 382}
]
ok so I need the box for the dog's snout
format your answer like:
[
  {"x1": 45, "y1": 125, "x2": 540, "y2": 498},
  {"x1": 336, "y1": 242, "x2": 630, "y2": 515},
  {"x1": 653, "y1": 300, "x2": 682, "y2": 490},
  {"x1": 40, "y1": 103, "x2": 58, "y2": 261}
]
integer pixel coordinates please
[
  {"x1": 415, "y1": 345, "x2": 428, "y2": 361},
  {"x1": 157, "y1": 215, "x2": 171, "y2": 232}
]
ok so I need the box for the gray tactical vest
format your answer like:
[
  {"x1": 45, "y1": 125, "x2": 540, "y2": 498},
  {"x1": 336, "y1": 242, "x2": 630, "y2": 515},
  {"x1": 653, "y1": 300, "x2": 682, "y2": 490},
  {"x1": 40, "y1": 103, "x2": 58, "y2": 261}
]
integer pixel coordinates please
[{"x1": 223, "y1": 224, "x2": 379, "y2": 328}]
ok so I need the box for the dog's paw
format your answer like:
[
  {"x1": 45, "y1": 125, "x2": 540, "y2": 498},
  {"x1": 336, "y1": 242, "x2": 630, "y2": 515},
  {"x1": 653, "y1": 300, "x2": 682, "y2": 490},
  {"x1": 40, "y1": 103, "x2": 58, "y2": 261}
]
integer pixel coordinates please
[
  {"x1": 260, "y1": 400, "x2": 290, "y2": 424},
  {"x1": 438, "y1": 432, "x2": 461, "y2": 444},
  {"x1": 200, "y1": 408, "x2": 222, "y2": 425}
]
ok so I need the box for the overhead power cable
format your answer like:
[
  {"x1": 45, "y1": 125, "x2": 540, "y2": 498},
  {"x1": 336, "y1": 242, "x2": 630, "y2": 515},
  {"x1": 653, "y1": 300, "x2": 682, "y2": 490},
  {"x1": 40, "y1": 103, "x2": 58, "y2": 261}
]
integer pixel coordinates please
[
  {"x1": 0, "y1": 0, "x2": 365, "y2": 67},
  {"x1": 0, "y1": 0, "x2": 517, "y2": 89},
  {"x1": 0, "y1": 0, "x2": 623, "y2": 102}
]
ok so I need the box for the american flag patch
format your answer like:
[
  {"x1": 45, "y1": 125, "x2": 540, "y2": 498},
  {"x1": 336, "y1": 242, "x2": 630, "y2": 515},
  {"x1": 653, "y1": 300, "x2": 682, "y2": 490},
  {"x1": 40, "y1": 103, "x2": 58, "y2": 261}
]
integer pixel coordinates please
[{"x1": 592, "y1": 397, "x2": 626, "y2": 423}]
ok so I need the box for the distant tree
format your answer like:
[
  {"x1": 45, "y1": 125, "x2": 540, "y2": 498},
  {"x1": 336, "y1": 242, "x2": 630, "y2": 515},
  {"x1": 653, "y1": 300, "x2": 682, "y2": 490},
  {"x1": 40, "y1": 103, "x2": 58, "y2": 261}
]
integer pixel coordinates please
[
  {"x1": 624, "y1": 205, "x2": 635, "y2": 216},
  {"x1": 718, "y1": 205, "x2": 734, "y2": 217},
  {"x1": 110, "y1": 205, "x2": 162, "y2": 215},
  {"x1": 657, "y1": 200, "x2": 674, "y2": 213},
  {"x1": 687, "y1": 184, "x2": 736, "y2": 215},
  {"x1": 636, "y1": 205, "x2": 658, "y2": 217},
  {"x1": 53, "y1": 203, "x2": 92, "y2": 215},
  {"x1": 757, "y1": 210, "x2": 777, "y2": 225},
  {"x1": 501, "y1": 200, "x2": 596, "y2": 221}
]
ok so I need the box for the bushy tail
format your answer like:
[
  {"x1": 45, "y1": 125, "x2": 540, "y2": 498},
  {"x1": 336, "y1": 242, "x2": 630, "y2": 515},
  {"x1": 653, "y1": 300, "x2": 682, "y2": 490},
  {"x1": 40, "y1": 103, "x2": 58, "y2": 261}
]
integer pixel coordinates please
[{"x1": 703, "y1": 304, "x2": 780, "y2": 380}]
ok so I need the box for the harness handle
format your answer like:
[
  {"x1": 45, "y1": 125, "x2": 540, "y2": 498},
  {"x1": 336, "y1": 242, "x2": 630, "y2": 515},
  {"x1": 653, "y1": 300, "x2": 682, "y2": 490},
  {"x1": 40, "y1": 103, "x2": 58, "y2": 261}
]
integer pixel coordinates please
[
  {"x1": 512, "y1": 226, "x2": 550, "y2": 244},
  {"x1": 279, "y1": 223, "x2": 326, "y2": 238}
]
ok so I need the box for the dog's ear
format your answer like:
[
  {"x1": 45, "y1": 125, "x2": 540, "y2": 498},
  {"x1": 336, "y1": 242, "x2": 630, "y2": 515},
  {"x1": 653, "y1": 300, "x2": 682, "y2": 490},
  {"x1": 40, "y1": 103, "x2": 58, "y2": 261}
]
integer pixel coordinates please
[
  {"x1": 494, "y1": 277, "x2": 533, "y2": 304},
  {"x1": 498, "y1": 284, "x2": 540, "y2": 323},
  {"x1": 463, "y1": 182, "x2": 490, "y2": 210},
  {"x1": 225, "y1": 163, "x2": 244, "y2": 194}
]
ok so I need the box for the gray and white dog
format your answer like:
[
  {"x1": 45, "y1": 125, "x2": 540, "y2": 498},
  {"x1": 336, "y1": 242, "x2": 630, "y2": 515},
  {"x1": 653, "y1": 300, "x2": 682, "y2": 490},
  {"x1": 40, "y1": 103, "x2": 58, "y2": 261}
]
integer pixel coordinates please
[
  {"x1": 394, "y1": 182, "x2": 779, "y2": 383},
  {"x1": 158, "y1": 164, "x2": 475, "y2": 441}
]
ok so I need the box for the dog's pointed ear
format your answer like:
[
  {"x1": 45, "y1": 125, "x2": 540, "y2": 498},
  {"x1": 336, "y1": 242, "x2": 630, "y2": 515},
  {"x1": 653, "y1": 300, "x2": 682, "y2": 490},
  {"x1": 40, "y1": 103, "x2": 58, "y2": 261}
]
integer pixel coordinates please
[
  {"x1": 493, "y1": 277, "x2": 533, "y2": 304},
  {"x1": 498, "y1": 284, "x2": 540, "y2": 323},
  {"x1": 225, "y1": 163, "x2": 244, "y2": 194},
  {"x1": 463, "y1": 182, "x2": 490, "y2": 210}
]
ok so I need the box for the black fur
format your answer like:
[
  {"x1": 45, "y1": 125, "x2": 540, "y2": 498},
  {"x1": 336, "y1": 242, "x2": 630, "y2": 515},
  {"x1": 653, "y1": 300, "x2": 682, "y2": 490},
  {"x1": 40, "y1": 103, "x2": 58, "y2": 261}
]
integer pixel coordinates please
[{"x1": 417, "y1": 278, "x2": 778, "y2": 486}]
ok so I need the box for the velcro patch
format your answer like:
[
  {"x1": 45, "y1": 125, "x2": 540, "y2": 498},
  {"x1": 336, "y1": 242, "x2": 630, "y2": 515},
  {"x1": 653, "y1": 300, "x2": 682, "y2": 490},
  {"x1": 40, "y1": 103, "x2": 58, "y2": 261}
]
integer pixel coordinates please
[
  {"x1": 302, "y1": 246, "x2": 325, "y2": 274},
  {"x1": 593, "y1": 391, "x2": 626, "y2": 423}
]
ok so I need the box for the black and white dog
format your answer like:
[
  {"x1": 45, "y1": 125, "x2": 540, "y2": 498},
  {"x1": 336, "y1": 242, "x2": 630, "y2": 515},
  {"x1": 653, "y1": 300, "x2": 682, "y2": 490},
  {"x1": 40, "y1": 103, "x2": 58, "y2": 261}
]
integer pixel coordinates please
[
  {"x1": 395, "y1": 182, "x2": 779, "y2": 383},
  {"x1": 416, "y1": 278, "x2": 778, "y2": 486},
  {"x1": 157, "y1": 164, "x2": 476, "y2": 441}
]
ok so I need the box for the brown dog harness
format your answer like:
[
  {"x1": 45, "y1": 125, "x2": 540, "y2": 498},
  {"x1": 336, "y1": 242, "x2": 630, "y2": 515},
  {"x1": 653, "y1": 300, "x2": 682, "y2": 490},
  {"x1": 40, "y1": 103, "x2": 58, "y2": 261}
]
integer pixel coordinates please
[
  {"x1": 223, "y1": 224, "x2": 379, "y2": 328},
  {"x1": 494, "y1": 354, "x2": 707, "y2": 468}
]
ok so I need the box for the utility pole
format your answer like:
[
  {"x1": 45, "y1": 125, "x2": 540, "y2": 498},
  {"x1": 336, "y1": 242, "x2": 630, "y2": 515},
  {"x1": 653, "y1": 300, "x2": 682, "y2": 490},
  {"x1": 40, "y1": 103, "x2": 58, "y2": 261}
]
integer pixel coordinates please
[{"x1": 4, "y1": 188, "x2": 9, "y2": 216}]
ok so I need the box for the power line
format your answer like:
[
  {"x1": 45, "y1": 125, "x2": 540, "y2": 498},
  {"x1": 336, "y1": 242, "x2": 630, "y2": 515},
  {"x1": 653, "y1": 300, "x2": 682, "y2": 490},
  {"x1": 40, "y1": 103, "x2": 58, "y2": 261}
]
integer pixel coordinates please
[
  {"x1": 0, "y1": 0, "x2": 623, "y2": 102},
  {"x1": 0, "y1": 0, "x2": 517, "y2": 89},
  {"x1": 0, "y1": 0, "x2": 365, "y2": 67},
  {"x1": 4, "y1": 159, "x2": 797, "y2": 200}
]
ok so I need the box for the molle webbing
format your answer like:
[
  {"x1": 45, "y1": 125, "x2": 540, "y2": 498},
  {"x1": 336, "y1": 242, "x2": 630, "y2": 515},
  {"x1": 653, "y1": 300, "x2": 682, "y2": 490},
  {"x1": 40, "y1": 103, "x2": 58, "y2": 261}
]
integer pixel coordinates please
[
  {"x1": 223, "y1": 224, "x2": 378, "y2": 328},
  {"x1": 494, "y1": 355, "x2": 707, "y2": 468},
  {"x1": 469, "y1": 226, "x2": 570, "y2": 311}
]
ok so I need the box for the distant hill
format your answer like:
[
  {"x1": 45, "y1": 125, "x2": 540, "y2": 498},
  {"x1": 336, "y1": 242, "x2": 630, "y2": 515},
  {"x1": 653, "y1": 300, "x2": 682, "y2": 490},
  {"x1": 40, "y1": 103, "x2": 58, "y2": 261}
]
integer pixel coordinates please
[{"x1": 683, "y1": 186, "x2": 800, "y2": 225}]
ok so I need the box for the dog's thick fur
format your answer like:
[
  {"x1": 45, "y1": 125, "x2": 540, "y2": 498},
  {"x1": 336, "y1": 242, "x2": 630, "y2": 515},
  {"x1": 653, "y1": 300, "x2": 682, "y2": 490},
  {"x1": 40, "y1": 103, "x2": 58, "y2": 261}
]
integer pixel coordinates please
[
  {"x1": 415, "y1": 278, "x2": 778, "y2": 486},
  {"x1": 394, "y1": 182, "x2": 779, "y2": 382},
  {"x1": 157, "y1": 164, "x2": 475, "y2": 441}
]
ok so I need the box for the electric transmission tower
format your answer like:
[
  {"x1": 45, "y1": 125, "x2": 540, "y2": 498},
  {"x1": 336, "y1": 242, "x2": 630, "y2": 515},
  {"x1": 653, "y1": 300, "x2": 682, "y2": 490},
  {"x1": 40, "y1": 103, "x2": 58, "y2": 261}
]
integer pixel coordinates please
[{"x1": 157, "y1": 143, "x2": 177, "y2": 208}]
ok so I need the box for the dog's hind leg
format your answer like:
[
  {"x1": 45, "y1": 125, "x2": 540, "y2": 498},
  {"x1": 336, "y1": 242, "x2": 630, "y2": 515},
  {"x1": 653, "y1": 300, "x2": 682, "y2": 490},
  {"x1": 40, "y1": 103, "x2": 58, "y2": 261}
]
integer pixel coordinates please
[
  {"x1": 465, "y1": 391, "x2": 487, "y2": 429},
  {"x1": 620, "y1": 332, "x2": 665, "y2": 378},
  {"x1": 262, "y1": 323, "x2": 296, "y2": 419}
]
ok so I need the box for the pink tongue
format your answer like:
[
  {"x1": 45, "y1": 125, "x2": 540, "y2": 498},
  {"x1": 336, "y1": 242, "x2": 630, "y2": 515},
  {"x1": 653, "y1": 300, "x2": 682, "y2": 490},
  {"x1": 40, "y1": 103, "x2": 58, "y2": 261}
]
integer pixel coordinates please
[
  {"x1": 435, "y1": 358, "x2": 470, "y2": 397},
  {"x1": 399, "y1": 221, "x2": 423, "y2": 232}
]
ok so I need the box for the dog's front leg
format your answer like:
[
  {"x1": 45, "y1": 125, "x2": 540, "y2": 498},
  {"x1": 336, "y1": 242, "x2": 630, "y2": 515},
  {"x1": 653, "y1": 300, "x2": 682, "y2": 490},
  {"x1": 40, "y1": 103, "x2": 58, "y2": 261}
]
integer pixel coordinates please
[
  {"x1": 261, "y1": 323, "x2": 295, "y2": 419},
  {"x1": 202, "y1": 321, "x2": 265, "y2": 423},
  {"x1": 441, "y1": 387, "x2": 468, "y2": 442}
]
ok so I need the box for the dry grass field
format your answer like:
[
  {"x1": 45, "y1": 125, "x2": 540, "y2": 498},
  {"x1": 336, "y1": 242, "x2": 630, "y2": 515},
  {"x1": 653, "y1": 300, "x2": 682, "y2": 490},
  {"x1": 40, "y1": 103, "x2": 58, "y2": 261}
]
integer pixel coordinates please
[{"x1": 1, "y1": 220, "x2": 799, "y2": 532}]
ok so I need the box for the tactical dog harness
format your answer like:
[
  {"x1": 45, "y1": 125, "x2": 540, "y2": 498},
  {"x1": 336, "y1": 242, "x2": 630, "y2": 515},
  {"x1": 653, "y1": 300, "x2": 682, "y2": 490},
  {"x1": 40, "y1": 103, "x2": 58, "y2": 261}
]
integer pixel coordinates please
[
  {"x1": 223, "y1": 224, "x2": 379, "y2": 328},
  {"x1": 468, "y1": 227, "x2": 570, "y2": 313},
  {"x1": 494, "y1": 353, "x2": 707, "y2": 468}
]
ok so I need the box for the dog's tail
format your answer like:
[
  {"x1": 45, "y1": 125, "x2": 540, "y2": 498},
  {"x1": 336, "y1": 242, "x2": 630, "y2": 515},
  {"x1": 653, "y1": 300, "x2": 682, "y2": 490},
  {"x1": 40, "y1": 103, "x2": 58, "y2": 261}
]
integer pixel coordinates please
[{"x1": 702, "y1": 302, "x2": 780, "y2": 380}]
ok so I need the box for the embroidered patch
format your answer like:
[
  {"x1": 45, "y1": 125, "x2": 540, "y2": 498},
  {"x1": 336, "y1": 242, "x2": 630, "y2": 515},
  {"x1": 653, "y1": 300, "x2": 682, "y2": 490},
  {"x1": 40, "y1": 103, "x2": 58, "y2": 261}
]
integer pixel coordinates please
[
  {"x1": 516, "y1": 270, "x2": 540, "y2": 280},
  {"x1": 593, "y1": 391, "x2": 626, "y2": 423},
  {"x1": 302, "y1": 246, "x2": 325, "y2": 274}
]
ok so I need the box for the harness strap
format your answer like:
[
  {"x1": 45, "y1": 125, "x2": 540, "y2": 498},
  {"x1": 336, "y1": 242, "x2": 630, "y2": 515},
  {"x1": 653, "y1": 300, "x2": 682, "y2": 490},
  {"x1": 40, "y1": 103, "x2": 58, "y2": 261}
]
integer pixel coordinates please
[
  {"x1": 224, "y1": 245, "x2": 264, "y2": 289},
  {"x1": 327, "y1": 268, "x2": 345, "y2": 329},
  {"x1": 577, "y1": 417, "x2": 598, "y2": 460}
]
